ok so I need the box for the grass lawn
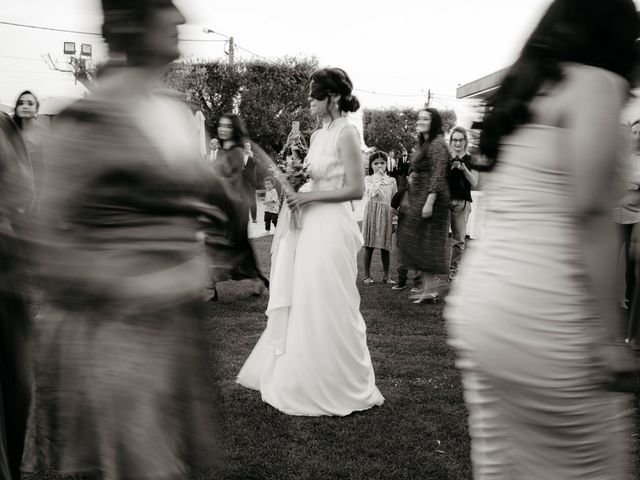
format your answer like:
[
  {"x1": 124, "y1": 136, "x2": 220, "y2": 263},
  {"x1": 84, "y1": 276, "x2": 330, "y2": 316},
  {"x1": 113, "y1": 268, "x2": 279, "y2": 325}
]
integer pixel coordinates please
[
  {"x1": 25, "y1": 235, "x2": 640, "y2": 480},
  {"x1": 212, "y1": 235, "x2": 472, "y2": 480},
  {"x1": 211, "y1": 235, "x2": 640, "y2": 480}
]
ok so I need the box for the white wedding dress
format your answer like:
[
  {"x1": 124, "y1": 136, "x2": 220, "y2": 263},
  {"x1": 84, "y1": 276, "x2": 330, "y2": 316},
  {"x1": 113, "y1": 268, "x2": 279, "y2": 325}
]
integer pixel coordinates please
[{"x1": 237, "y1": 117, "x2": 384, "y2": 416}]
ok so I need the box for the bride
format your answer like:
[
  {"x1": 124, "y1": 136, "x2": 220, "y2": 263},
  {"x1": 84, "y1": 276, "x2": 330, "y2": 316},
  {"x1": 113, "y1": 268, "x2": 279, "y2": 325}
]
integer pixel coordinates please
[{"x1": 237, "y1": 67, "x2": 384, "y2": 416}]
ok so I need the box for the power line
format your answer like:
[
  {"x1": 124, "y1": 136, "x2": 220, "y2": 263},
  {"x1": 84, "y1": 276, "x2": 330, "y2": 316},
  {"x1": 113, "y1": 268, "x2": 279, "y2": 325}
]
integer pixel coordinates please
[
  {"x1": 234, "y1": 44, "x2": 274, "y2": 64},
  {"x1": 0, "y1": 54, "x2": 42, "y2": 62},
  {"x1": 0, "y1": 21, "x2": 229, "y2": 43},
  {"x1": 354, "y1": 88, "x2": 425, "y2": 98},
  {"x1": 0, "y1": 20, "x2": 101, "y2": 36}
]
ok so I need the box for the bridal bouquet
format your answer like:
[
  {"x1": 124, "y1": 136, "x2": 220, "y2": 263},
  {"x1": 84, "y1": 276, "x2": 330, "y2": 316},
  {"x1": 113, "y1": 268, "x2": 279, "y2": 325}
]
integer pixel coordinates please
[{"x1": 274, "y1": 147, "x2": 310, "y2": 229}]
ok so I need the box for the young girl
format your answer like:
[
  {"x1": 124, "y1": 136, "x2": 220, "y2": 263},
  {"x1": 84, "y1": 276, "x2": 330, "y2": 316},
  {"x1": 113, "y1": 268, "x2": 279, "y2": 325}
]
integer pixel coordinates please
[{"x1": 362, "y1": 151, "x2": 398, "y2": 284}]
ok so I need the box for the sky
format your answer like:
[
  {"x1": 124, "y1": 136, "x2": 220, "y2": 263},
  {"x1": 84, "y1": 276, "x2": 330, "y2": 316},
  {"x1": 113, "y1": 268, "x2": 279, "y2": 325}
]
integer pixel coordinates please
[{"x1": 1, "y1": 0, "x2": 639, "y2": 125}]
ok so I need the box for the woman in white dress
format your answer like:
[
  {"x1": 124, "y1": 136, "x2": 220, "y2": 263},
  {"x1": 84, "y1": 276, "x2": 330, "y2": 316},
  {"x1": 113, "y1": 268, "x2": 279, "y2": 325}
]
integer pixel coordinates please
[
  {"x1": 237, "y1": 67, "x2": 384, "y2": 416},
  {"x1": 445, "y1": 0, "x2": 639, "y2": 478}
]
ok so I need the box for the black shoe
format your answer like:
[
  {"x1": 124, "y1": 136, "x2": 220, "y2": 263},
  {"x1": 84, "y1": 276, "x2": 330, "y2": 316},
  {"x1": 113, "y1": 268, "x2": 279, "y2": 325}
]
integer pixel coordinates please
[{"x1": 209, "y1": 287, "x2": 219, "y2": 303}]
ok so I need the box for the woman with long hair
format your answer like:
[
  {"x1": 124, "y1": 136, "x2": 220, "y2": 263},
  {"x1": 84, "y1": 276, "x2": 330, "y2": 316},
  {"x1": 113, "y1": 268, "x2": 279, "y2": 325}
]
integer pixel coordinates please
[
  {"x1": 0, "y1": 112, "x2": 34, "y2": 480},
  {"x1": 12, "y1": 90, "x2": 44, "y2": 206},
  {"x1": 205, "y1": 113, "x2": 268, "y2": 301},
  {"x1": 397, "y1": 107, "x2": 451, "y2": 303},
  {"x1": 445, "y1": 0, "x2": 639, "y2": 477},
  {"x1": 237, "y1": 67, "x2": 384, "y2": 416}
]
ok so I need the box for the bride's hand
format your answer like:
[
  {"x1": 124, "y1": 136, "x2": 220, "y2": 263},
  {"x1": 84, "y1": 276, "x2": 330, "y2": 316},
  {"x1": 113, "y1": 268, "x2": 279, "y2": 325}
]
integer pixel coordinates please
[{"x1": 287, "y1": 192, "x2": 315, "y2": 210}]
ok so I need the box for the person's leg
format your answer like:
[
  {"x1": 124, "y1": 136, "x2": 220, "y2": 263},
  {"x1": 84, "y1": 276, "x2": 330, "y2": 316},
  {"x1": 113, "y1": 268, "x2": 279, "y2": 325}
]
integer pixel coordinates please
[
  {"x1": 381, "y1": 249, "x2": 391, "y2": 280},
  {"x1": 363, "y1": 247, "x2": 374, "y2": 282},
  {"x1": 450, "y1": 201, "x2": 470, "y2": 278},
  {"x1": 0, "y1": 290, "x2": 32, "y2": 480},
  {"x1": 249, "y1": 190, "x2": 257, "y2": 222},
  {"x1": 272, "y1": 213, "x2": 278, "y2": 227},
  {"x1": 264, "y1": 212, "x2": 271, "y2": 232},
  {"x1": 621, "y1": 224, "x2": 635, "y2": 308},
  {"x1": 397, "y1": 265, "x2": 408, "y2": 284},
  {"x1": 628, "y1": 259, "x2": 640, "y2": 347}
]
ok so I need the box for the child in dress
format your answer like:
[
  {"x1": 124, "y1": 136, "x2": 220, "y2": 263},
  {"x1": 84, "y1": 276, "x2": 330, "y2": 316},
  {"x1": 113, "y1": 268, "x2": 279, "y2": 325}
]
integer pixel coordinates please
[
  {"x1": 362, "y1": 151, "x2": 398, "y2": 284},
  {"x1": 391, "y1": 171, "x2": 421, "y2": 290},
  {"x1": 263, "y1": 176, "x2": 279, "y2": 234}
]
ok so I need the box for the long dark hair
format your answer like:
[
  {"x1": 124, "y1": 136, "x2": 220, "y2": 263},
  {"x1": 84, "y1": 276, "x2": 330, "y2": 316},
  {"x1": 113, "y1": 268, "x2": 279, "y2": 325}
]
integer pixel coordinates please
[
  {"x1": 418, "y1": 107, "x2": 443, "y2": 146},
  {"x1": 479, "y1": 0, "x2": 640, "y2": 169},
  {"x1": 12, "y1": 90, "x2": 39, "y2": 130},
  {"x1": 0, "y1": 112, "x2": 34, "y2": 219},
  {"x1": 219, "y1": 113, "x2": 248, "y2": 148}
]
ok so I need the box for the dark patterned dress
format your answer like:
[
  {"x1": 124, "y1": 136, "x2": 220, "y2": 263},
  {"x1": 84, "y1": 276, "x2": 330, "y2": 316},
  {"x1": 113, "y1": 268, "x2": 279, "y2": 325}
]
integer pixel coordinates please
[
  {"x1": 21, "y1": 70, "x2": 243, "y2": 479},
  {"x1": 398, "y1": 136, "x2": 451, "y2": 273}
]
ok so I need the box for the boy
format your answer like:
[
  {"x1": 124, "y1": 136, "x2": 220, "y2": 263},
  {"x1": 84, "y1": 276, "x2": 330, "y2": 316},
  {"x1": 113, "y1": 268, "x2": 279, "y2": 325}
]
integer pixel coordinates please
[{"x1": 263, "y1": 176, "x2": 280, "y2": 234}]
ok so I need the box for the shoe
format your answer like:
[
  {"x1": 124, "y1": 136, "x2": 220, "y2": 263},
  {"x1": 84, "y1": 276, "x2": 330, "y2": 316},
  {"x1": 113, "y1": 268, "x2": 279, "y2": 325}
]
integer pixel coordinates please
[
  {"x1": 413, "y1": 292, "x2": 439, "y2": 304},
  {"x1": 250, "y1": 279, "x2": 268, "y2": 296},
  {"x1": 363, "y1": 276, "x2": 374, "y2": 285},
  {"x1": 208, "y1": 287, "x2": 219, "y2": 303},
  {"x1": 382, "y1": 278, "x2": 396, "y2": 285},
  {"x1": 410, "y1": 287, "x2": 422, "y2": 293},
  {"x1": 392, "y1": 284, "x2": 406, "y2": 290}
]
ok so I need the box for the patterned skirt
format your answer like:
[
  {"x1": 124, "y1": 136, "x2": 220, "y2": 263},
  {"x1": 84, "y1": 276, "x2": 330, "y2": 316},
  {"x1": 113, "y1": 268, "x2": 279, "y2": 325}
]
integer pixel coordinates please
[
  {"x1": 362, "y1": 201, "x2": 393, "y2": 251},
  {"x1": 398, "y1": 183, "x2": 450, "y2": 274}
]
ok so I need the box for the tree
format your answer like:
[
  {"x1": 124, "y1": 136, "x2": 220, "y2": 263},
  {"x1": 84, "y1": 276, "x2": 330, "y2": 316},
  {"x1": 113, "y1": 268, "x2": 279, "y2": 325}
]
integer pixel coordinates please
[
  {"x1": 162, "y1": 61, "x2": 243, "y2": 138},
  {"x1": 362, "y1": 107, "x2": 417, "y2": 154},
  {"x1": 440, "y1": 108, "x2": 458, "y2": 135},
  {"x1": 239, "y1": 56, "x2": 318, "y2": 154},
  {"x1": 162, "y1": 56, "x2": 319, "y2": 155}
]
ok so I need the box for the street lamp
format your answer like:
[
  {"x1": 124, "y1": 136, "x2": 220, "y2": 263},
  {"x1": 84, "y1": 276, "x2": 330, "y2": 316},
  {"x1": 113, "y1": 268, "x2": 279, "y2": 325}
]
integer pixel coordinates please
[{"x1": 203, "y1": 27, "x2": 234, "y2": 65}]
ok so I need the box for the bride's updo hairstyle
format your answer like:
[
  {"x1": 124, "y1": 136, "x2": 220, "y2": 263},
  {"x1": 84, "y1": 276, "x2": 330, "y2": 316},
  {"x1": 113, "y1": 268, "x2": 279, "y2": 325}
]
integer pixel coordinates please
[{"x1": 310, "y1": 68, "x2": 360, "y2": 113}]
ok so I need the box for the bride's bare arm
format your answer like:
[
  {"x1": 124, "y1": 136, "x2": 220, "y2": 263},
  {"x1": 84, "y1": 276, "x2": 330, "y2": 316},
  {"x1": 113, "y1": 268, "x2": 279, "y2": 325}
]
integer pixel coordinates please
[{"x1": 287, "y1": 125, "x2": 364, "y2": 208}]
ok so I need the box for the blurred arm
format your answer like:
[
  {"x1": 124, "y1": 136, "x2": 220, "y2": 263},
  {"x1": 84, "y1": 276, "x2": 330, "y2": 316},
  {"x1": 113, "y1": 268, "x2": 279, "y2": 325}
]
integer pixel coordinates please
[{"x1": 566, "y1": 68, "x2": 627, "y2": 341}]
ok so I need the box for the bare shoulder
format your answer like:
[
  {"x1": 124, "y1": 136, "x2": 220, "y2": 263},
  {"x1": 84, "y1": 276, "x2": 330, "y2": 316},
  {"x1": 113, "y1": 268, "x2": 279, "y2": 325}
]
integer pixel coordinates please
[{"x1": 562, "y1": 64, "x2": 627, "y2": 104}]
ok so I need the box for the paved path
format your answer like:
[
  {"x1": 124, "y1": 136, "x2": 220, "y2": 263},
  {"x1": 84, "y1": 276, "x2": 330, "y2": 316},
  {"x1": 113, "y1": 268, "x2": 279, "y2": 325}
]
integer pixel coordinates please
[{"x1": 248, "y1": 196, "x2": 365, "y2": 239}]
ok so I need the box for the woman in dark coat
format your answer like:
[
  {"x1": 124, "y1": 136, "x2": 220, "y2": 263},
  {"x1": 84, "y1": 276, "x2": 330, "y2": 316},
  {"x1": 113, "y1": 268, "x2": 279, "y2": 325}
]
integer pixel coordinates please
[
  {"x1": 204, "y1": 113, "x2": 268, "y2": 302},
  {"x1": 0, "y1": 112, "x2": 34, "y2": 480},
  {"x1": 398, "y1": 107, "x2": 451, "y2": 303}
]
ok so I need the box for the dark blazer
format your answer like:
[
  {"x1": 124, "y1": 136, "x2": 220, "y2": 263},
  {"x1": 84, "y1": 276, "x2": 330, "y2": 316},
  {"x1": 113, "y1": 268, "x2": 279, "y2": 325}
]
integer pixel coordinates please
[{"x1": 242, "y1": 153, "x2": 257, "y2": 192}]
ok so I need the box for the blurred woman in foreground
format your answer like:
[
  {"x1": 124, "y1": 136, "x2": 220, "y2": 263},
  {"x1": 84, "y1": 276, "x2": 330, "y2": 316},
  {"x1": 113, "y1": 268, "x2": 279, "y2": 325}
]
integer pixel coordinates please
[
  {"x1": 0, "y1": 112, "x2": 34, "y2": 480},
  {"x1": 21, "y1": 1, "x2": 244, "y2": 478},
  {"x1": 445, "y1": 0, "x2": 639, "y2": 478}
]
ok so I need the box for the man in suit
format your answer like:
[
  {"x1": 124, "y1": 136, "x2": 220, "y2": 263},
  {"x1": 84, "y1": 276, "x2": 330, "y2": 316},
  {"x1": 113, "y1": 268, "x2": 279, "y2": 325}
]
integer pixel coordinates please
[
  {"x1": 242, "y1": 140, "x2": 258, "y2": 223},
  {"x1": 387, "y1": 151, "x2": 399, "y2": 180},
  {"x1": 207, "y1": 138, "x2": 219, "y2": 165}
]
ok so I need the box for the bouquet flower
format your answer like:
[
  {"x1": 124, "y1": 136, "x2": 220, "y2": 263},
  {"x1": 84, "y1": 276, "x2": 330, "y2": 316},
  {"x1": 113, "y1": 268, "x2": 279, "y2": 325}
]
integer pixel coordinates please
[{"x1": 274, "y1": 143, "x2": 310, "y2": 229}]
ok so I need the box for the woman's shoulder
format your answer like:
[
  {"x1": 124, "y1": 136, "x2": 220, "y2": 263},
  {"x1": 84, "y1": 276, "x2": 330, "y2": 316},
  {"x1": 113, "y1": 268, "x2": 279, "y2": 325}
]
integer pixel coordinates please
[
  {"x1": 555, "y1": 63, "x2": 628, "y2": 107},
  {"x1": 428, "y1": 136, "x2": 450, "y2": 154},
  {"x1": 564, "y1": 63, "x2": 628, "y2": 89}
]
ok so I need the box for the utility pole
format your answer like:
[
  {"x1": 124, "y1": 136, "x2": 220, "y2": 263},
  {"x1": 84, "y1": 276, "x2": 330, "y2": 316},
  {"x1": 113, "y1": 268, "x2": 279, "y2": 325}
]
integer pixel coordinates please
[
  {"x1": 228, "y1": 36, "x2": 235, "y2": 65},
  {"x1": 426, "y1": 89, "x2": 431, "y2": 107}
]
